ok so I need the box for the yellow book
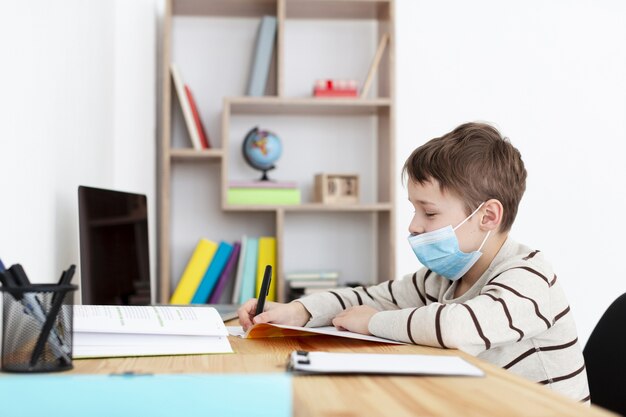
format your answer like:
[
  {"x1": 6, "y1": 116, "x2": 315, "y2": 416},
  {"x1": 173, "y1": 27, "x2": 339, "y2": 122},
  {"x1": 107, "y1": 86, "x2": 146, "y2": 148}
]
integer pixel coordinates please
[
  {"x1": 256, "y1": 237, "x2": 277, "y2": 301},
  {"x1": 170, "y1": 239, "x2": 218, "y2": 304}
]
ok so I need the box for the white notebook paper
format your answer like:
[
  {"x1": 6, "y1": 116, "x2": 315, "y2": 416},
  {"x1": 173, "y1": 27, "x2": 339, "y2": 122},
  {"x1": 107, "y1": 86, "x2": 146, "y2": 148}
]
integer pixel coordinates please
[
  {"x1": 73, "y1": 305, "x2": 232, "y2": 358},
  {"x1": 288, "y1": 351, "x2": 484, "y2": 377}
]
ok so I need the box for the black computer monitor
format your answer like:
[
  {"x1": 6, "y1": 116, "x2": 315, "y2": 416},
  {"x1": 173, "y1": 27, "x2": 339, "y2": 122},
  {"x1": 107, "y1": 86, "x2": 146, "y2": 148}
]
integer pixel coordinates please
[{"x1": 78, "y1": 186, "x2": 151, "y2": 305}]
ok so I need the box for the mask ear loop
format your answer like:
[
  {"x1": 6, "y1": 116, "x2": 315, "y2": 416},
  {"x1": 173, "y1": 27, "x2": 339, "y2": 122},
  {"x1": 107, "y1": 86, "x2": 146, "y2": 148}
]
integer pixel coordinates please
[
  {"x1": 454, "y1": 202, "x2": 491, "y2": 252},
  {"x1": 453, "y1": 202, "x2": 486, "y2": 231},
  {"x1": 477, "y1": 230, "x2": 491, "y2": 252}
]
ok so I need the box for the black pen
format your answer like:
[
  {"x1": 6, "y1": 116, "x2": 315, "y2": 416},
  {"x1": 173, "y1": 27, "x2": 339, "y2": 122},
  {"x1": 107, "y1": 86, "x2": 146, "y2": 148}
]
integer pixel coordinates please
[
  {"x1": 58, "y1": 264, "x2": 76, "y2": 286},
  {"x1": 52, "y1": 264, "x2": 75, "y2": 306},
  {"x1": 255, "y1": 265, "x2": 272, "y2": 317},
  {"x1": 0, "y1": 269, "x2": 18, "y2": 288},
  {"x1": 9, "y1": 264, "x2": 31, "y2": 286}
]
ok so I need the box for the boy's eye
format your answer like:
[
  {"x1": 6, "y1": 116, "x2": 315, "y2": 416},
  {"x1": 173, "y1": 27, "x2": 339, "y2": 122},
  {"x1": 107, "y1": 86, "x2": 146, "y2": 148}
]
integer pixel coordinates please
[{"x1": 425, "y1": 213, "x2": 437, "y2": 217}]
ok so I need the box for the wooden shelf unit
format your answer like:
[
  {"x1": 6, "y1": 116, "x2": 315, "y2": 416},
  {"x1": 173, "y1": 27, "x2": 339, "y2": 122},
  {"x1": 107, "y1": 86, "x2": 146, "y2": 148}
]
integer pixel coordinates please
[
  {"x1": 222, "y1": 203, "x2": 393, "y2": 212},
  {"x1": 159, "y1": 0, "x2": 395, "y2": 303},
  {"x1": 169, "y1": 148, "x2": 224, "y2": 160},
  {"x1": 226, "y1": 96, "x2": 391, "y2": 115}
]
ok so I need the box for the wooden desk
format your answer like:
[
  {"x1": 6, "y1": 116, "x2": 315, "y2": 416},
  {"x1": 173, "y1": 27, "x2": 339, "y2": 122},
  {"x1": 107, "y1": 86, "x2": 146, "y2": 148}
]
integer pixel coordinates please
[{"x1": 71, "y1": 333, "x2": 615, "y2": 417}]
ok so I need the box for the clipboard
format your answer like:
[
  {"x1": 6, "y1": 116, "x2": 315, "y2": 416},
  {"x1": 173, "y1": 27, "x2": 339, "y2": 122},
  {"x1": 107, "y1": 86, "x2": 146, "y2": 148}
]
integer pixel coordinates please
[{"x1": 287, "y1": 351, "x2": 485, "y2": 377}]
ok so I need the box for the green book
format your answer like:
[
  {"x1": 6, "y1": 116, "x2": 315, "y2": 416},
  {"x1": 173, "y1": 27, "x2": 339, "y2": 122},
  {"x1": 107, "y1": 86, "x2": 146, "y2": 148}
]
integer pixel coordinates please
[{"x1": 227, "y1": 188, "x2": 301, "y2": 205}]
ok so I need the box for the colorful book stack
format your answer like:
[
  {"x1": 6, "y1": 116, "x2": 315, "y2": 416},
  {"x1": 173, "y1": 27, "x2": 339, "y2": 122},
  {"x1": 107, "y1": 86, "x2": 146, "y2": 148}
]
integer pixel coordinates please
[
  {"x1": 227, "y1": 181, "x2": 301, "y2": 206},
  {"x1": 286, "y1": 271, "x2": 339, "y2": 301},
  {"x1": 170, "y1": 236, "x2": 278, "y2": 306}
]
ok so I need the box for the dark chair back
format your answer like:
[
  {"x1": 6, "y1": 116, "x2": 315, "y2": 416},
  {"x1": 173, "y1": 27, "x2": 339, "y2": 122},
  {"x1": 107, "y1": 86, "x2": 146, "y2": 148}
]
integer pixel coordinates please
[{"x1": 583, "y1": 292, "x2": 626, "y2": 416}]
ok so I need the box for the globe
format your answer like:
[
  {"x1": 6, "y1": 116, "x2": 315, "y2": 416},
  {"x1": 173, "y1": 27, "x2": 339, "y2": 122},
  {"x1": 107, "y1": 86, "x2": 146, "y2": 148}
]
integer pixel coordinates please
[{"x1": 242, "y1": 127, "x2": 282, "y2": 181}]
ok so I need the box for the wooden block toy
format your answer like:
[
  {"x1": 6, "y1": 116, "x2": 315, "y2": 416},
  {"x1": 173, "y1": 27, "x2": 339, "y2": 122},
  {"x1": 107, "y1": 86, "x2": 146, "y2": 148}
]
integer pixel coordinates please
[{"x1": 314, "y1": 173, "x2": 359, "y2": 204}]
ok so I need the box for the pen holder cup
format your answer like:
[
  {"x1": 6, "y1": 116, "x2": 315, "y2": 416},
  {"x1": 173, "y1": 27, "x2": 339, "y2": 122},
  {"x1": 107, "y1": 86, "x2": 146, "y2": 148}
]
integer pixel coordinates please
[{"x1": 1, "y1": 284, "x2": 77, "y2": 373}]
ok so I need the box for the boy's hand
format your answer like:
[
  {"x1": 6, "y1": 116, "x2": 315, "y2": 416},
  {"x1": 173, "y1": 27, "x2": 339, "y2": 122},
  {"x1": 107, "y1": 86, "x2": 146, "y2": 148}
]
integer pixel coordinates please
[
  {"x1": 331, "y1": 305, "x2": 378, "y2": 335},
  {"x1": 237, "y1": 300, "x2": 311, "y2": 331}
]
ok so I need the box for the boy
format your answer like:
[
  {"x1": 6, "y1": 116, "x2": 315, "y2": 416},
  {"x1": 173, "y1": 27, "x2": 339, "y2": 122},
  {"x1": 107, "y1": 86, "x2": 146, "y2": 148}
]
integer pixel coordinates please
[{"x1": 238, "y1": 122, "x2": 589, "y2": 403}]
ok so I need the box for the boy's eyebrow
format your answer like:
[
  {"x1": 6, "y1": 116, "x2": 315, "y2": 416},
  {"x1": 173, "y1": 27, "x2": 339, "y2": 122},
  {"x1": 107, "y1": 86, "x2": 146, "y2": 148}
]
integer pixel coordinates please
[{"x1": 408, "y1": 198, "x2": 437, "y2": 206}]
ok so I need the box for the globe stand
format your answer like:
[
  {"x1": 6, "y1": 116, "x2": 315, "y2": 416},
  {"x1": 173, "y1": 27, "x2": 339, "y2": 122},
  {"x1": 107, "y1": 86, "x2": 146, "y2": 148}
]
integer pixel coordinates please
[{"x1": 259, "y1": 166, "x2": 275, "y2": 182}]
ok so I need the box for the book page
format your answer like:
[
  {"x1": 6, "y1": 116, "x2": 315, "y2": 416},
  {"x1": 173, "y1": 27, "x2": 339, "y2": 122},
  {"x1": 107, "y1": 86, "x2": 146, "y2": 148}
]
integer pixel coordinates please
[
  {"x1": 74, "y1": 305, "x2": 227, "y2": 336},
  {"x1": 73, "y1": 333, "x2": 232, "y2": 358}
]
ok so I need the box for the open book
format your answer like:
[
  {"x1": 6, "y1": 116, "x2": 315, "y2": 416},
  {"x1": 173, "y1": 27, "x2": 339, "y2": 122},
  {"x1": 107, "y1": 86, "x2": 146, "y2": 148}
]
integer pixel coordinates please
[
  {"x1": 228, "y1": 323, "x2": 405, "y2": 345},
  {"x1": 73, "y1": 305, "x2": 232, "y2": 358}
]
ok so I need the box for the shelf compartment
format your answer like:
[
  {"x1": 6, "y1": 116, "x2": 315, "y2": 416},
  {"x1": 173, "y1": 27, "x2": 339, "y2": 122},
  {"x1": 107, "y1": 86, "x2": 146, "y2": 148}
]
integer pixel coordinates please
[{"x1": 226, "y1": 96, "x2": 391, "y2": 115}]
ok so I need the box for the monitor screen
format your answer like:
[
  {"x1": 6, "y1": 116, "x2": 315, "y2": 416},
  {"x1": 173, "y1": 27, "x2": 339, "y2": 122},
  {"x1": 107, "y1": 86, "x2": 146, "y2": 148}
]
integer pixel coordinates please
[{"x1": 78, "y1": 186, "x2": 151, "y2": 305}]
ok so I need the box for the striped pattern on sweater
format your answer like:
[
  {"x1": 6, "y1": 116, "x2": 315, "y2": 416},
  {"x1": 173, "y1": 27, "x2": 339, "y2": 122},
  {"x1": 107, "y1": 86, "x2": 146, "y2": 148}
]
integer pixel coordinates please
[{"x1": 297, "y1": 238, "x2": 590, "y2": 403}]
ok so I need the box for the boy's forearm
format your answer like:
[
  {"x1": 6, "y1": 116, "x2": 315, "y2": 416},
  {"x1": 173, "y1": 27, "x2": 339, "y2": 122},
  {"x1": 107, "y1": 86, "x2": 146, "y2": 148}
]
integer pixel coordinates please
[
  {"x1": 296, "y1": 282, "x2": 397, "y2": 327},
  {"x1": 295, "y1": 271, "x2": 429, "y2": 328},
  {"x1": 368, "y1": 285, "x2": 553, "y2": 353}
]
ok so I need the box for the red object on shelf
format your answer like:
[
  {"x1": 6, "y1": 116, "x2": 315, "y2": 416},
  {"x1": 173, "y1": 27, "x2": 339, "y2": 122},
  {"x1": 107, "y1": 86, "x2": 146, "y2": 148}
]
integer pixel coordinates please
[
  {"x1": 313, "y1": 79, "x2": 358, "y2": 97},
  {"x1": 184, "y1": 85, "x2": 211, "y2": 148}
]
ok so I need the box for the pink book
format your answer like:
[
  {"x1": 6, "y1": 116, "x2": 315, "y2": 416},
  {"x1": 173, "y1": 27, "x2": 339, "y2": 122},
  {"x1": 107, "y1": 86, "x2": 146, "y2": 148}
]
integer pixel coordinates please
[{"x1": 208, "y1": 242, "x2": 241, "y2": 303}]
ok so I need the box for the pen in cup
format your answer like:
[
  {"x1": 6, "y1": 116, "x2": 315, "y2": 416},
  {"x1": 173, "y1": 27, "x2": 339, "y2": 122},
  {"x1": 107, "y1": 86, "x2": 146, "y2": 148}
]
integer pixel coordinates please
[
  {"x1": 29, "y1": 281, "x2": 72, "y2": 367},
  {"x1": 255, "y1": 265, "x2": 272, "y2": 317}
]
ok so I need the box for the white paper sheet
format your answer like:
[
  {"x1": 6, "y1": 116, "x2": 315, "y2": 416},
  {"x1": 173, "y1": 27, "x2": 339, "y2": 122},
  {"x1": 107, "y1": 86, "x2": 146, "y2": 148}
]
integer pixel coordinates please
[{"x1": 289, "y1": 351, "x2": 484, "y2": 376}]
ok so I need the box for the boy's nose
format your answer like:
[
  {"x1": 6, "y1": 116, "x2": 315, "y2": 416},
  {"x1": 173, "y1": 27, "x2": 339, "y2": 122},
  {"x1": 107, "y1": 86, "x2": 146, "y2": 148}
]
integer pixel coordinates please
[{"x1": 408, "y1": 221, "x2": 425, "y2": 235}]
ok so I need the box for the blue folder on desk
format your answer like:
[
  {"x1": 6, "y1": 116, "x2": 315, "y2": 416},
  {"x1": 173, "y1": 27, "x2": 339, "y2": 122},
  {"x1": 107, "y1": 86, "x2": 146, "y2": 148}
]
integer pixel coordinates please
[{"x1": 0, "y1": 373, "x2": 291, "y2": 417}]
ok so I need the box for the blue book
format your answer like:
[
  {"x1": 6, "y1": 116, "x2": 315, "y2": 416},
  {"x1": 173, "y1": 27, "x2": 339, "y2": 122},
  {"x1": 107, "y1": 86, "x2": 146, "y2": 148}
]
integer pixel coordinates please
[
  {"x1": 191, "y1": 241, "x2": 233, "y2": 303},
  {"x1": 0, "y1": 374, "x2": 291, "y2": 417},
  {"x1": 239, "y1": 237, "x2": 259, "y2": 304},
  {"x1": 247, "y1": 16, "x2": 277, "y2": 96}
]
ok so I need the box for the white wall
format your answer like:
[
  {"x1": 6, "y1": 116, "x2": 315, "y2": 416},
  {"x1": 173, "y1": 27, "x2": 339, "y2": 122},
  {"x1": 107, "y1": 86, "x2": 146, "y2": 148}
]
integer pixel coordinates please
[
  {"x1": 0, "y1": 1, "x2": 156, "y2": 295},
  {"x1": 395, "y1": 0, "x2": 626, "y2": 344}
]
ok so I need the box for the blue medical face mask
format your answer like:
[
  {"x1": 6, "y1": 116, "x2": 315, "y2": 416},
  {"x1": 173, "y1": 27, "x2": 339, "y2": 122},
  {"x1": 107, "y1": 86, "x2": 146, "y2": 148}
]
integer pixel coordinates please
[{"x1": 407, "y1": 203, "x2": 491, "y2": 281}]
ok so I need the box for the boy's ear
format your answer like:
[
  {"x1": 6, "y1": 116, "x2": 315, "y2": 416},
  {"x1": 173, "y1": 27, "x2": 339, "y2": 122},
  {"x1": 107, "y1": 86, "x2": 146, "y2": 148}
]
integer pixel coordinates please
[{"x1": 480, "y1": 199, "x2": 504, "y2": 231}]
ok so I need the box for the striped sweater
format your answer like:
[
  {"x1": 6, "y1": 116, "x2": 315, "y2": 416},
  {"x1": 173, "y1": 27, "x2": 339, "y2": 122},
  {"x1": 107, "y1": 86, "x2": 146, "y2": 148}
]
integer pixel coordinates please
[{"x1": 297, "y1": 238, "x2": 590, "y2": 403}]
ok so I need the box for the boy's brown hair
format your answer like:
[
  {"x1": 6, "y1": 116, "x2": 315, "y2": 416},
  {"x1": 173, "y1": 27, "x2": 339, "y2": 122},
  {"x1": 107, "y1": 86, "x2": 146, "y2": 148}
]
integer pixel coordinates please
[{"x1": 402, "y1": 122, "x2": 527, "y2": 232}]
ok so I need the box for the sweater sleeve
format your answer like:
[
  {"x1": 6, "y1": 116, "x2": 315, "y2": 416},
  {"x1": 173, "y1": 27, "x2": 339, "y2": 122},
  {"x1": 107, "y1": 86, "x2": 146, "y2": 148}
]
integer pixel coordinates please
[
  {"x1": 296, "y1": 269, "x2": 431, "y2": 328},
  {"x1": 368, "y1": 266, "x2": 554, "y2": 355}
]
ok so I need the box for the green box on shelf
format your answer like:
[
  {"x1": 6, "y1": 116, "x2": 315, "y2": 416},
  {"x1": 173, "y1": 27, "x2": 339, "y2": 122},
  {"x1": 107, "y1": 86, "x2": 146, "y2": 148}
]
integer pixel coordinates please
[{"x1": 226, "y1": 188, "x2": 301, "y2": 205}]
